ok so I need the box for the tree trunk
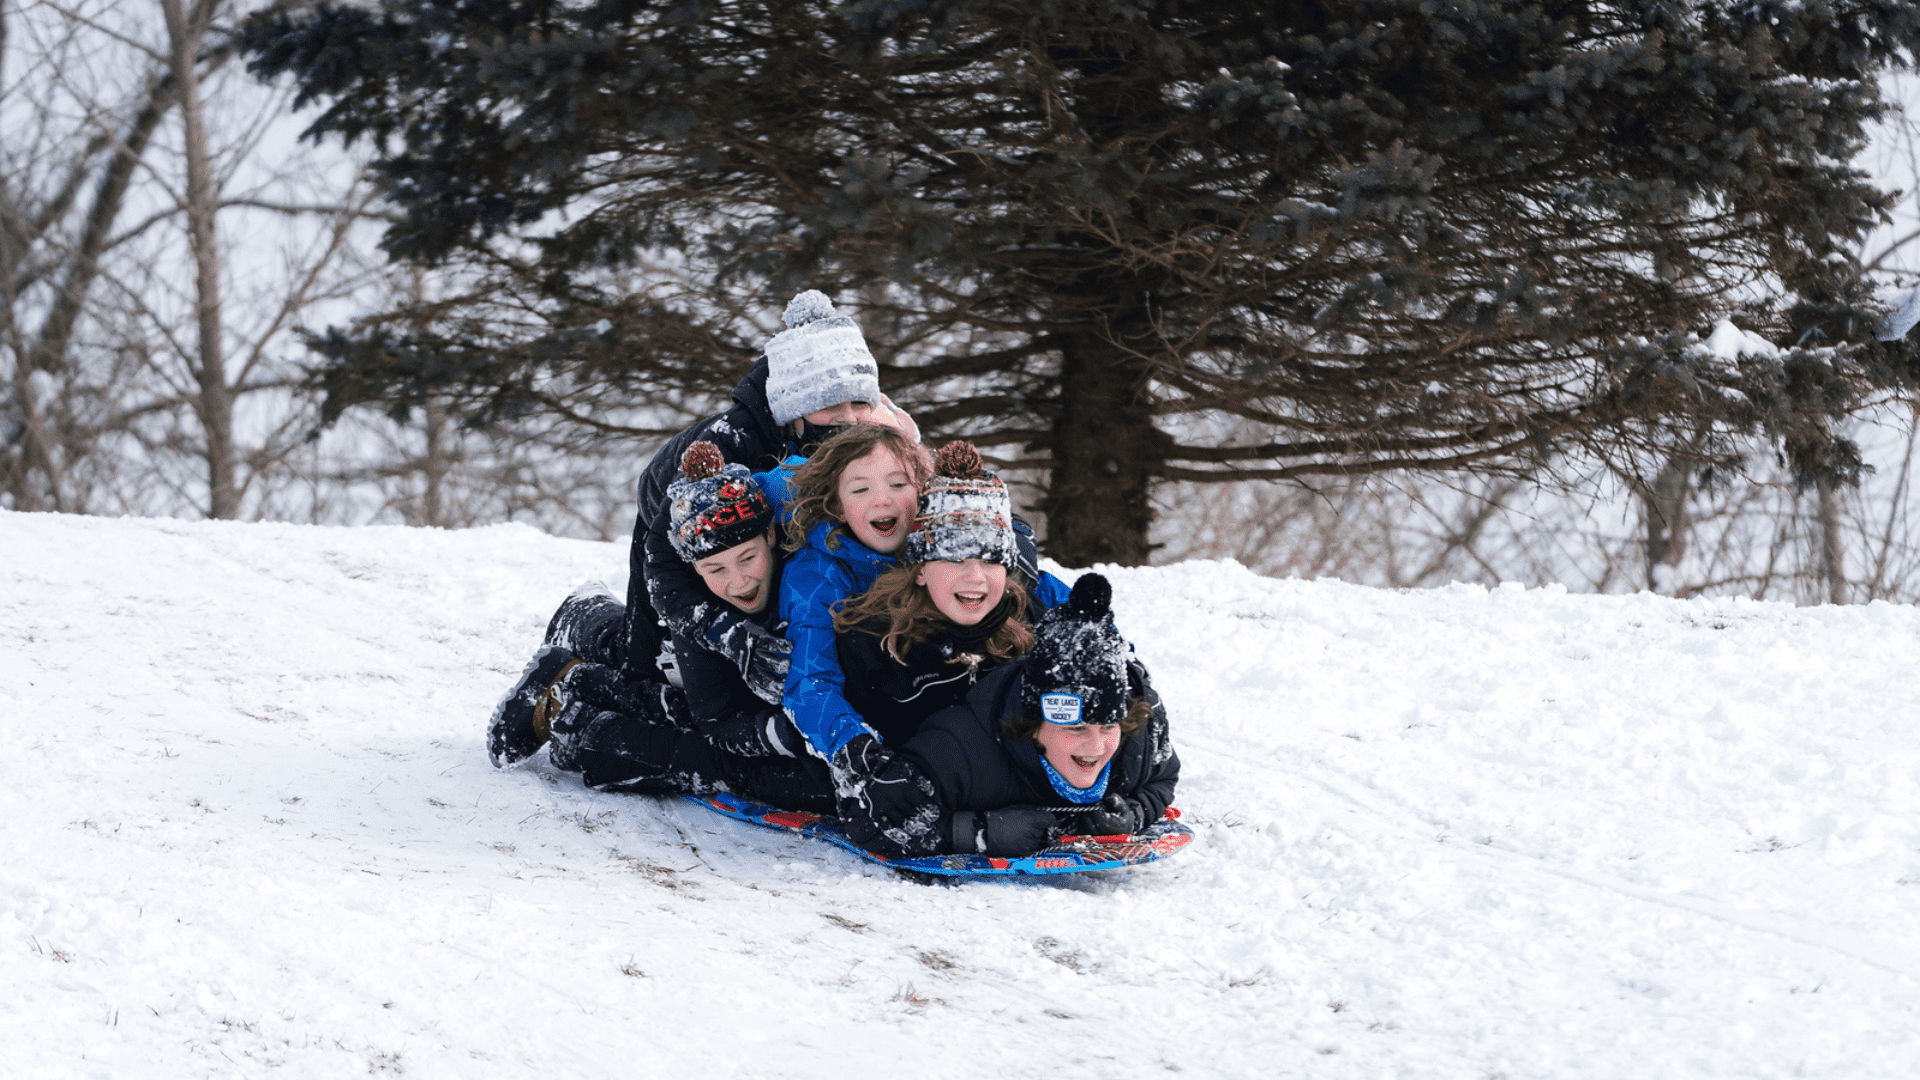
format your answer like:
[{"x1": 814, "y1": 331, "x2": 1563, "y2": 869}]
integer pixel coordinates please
[
  {"x1": 2, "y1": 372, "x2": 63, "y2": 512},
  {"x1": 5, "y1": 50, "x2": 181, "y2": 512},
  {"x1": 422, "y1": 394, "x2": 449, "y2": 527},
  {"x1": 1816, "y1": 475, "x2": 1848, "y2": 605},
  {"x1": 162, "y1": 0, "x2": 236, "y2": 519},
  {"x1": 1643, "y1": 456, "x2": 1691, "y2": 594},
  {"x1": 1040, "y1": 326, "x2": 1166, "y2": 567}
]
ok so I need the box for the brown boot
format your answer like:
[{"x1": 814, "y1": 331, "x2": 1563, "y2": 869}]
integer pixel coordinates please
[{"x1": 531, "y1": 659, "x2": 583, "y2": 745}]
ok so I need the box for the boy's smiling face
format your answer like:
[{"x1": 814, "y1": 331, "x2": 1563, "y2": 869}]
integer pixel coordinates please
[
  {"x1": 1033, "y1": 718, "x2": 1122, "y2": 788},
  {"x1": 693, "y1": 532, "x2": 776, "y2": 614},
  {"x1": 835, "y1": 445, "x2": 917, "y2": 553}
]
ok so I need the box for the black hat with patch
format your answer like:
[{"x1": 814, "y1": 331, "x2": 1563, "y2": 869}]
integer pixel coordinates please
[{"x1": 1019, "y1": 573, "x2": 1130, "y2": 727}]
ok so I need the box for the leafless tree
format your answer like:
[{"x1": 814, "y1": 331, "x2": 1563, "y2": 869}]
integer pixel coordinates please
[
  {"x1": 2, "y1": 0, "x2": 190, "y2": 511},
  {"x1": 2, "y1": 0, "x2": 380, "y2": 521}
]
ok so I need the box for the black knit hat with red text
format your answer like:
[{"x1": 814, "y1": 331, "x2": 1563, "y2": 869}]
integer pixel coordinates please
[{"x1": 666, "y1": 441, "x2": 776, "y2": 561}]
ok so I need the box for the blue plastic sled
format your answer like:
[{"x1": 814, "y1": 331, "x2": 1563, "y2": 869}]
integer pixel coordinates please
[{"x1": 681, "y1": 791, "x2": 1193, "y2": 877}]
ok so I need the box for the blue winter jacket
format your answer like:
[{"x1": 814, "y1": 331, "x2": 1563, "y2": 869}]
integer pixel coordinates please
[{"x1": 779, "y1": 520, "x2": 901, "y2": 757}]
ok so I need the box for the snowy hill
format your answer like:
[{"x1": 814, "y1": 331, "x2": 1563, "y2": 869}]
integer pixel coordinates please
[{"x1": 5, "y1": 509, "x2": 1919, "y2": 1079}]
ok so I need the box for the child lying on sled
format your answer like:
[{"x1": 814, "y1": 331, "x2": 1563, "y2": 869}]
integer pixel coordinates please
[
  {"x1": 838, "y1": 572, "x2": 1180, "y2": 859},
  {"x1": 487, "y1": 441, "x2": 835, "y2": 811}
]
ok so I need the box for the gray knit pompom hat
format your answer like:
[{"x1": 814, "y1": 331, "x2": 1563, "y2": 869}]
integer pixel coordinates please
[
  {"x1": 763, "y1": 290, "x2": 882, "y2": 425},
  {"x1": 902, "y1": 441, "x2": 1016, "y2": 567}
]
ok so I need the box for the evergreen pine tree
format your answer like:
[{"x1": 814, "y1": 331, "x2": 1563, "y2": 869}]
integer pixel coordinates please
[{"x1": 246, "y1": 0, "x2": 1920, "y2": 565}]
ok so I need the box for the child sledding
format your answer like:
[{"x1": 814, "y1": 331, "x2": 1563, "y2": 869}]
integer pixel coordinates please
[{"x1": 486, "y1": 290, "x2": 1185, "y2": 875}]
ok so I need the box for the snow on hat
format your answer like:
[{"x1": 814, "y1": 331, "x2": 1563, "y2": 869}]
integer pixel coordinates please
[
  {"x1": 901, "y1": 441, "x2": 1017, "y2": 567},
  {"x1": 763, "y1": 290, "x2": 882, "y2": 425},
  {"x1": 1019, "y1": 574, "x2": 1130, "y2": 727},
  {"x1": 666, "y1": 441, "x2": 776, "y2": 562}
]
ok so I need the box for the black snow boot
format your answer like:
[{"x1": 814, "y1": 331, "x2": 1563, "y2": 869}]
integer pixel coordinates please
[
  {"x1": 543, "y1": 583, "x2": 626, "y2": 667},
  {"x1": 487, "y1": 646, "x2": 582, "y2": 768}
]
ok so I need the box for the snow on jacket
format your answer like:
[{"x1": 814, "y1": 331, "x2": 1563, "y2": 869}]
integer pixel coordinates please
[
  {"x1": 627, "y1": 358, "x2": 794, "y2": 674},
  {"x1": 853, "y1": 659, "x2": 1181, "y2": 858}
]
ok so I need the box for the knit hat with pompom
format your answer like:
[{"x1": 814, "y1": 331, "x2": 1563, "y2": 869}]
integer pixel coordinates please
[
  {"x1": 901, "y1": 441, "x2": 1016, "y2": 567},
  {"x1": 666, "y1": 441, "x2": 777, "y2": 562},
  {"x1": 1019, "y1": 574, "x2": 1130, "y2": 727},
  {"x1": 763, "y1": 290, "x2": 882, "y2": 425}
]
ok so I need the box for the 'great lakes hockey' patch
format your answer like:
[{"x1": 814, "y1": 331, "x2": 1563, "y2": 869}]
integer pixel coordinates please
[{"x1": 1040, "y1": 692, "x2": 1083, "y2": 725}]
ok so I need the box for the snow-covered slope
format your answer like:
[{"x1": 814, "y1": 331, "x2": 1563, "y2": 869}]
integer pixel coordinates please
[{"x1": 4, "y1": 510, "x2": 1919, "y2": 1079}]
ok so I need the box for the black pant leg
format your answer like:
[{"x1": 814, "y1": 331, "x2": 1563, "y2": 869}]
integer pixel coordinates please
[{"x1": 570, "y1": 707, "x2": 835, "y2": 814}]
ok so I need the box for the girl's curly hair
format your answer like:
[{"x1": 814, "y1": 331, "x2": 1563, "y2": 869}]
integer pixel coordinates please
[
  {"x1": 833, "y1": 564, "x2": 1034, "y2": 663},
  {"x1": 783, "y1": 424, "x2": 932, "y2": 553}
]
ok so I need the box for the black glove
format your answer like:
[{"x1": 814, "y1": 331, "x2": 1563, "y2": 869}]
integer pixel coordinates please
[
  {"x1": 830, "y1": 731, "x2": 892, "y2": 786},
  {"x1": 949, "y1": 806, "x2": 1061, "y2": 856},
  {"x1": 832, "y1": 734, "x2": 933, "y2": 830},
  {"x1": 1077, "y1": 793, "x2": 1150, "y2": 836},
  {"x1": 703, "y1": 613, "x2": 792, "y2": 705},
  {"x1": 1126, "y1": 653, "x2": 1158, "y2": 705}
]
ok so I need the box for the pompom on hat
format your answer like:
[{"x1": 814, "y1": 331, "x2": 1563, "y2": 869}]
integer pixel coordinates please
[
  {"x1": 666, "y1": 440, "x2": 777, "y2": 562},
  {"x1": 1018, "y1": 574, "x2": 1130, "y2": 728},
  {"x1": 901, "y1": 441, "x2": 1017, "y2": 567},
  {"x1": 763, "y1": 290, "x2": 882, "y2": 425}
]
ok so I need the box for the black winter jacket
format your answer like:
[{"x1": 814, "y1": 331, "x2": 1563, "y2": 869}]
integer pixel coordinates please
[
  {"x1": 835, "y1": 622, "x2": 1008, "y2": 747},
  {"x1": 853, "y1": 659, "x2": 1180, "y2": 858},
  {"x1": 622, "y1": 358, "x2": 794, "y2": 674}
]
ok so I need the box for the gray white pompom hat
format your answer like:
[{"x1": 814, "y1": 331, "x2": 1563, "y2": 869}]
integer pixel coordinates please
[{"x1": 763, "y1": 290, "x2": 882, "y2": 425}]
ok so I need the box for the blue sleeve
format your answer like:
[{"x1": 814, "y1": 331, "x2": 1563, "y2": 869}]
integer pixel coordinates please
[
  {"x1": 752, "y1": 456, "x2": 805, "y2": 519},
  {"x1": 779, "y1": 546, "x2": 878, "y2": 759},
  {"x1": 1031, "y1": 569, "x2": 1074, "y2": 611}
]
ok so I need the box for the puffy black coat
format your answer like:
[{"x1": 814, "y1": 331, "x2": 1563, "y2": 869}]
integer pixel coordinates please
[
  {"x1": 835, "y1": 621, "x2": 1007, "y2": 747},
  {"x1": 851, "y1": 658, "x2": 1180, "y2": 858},
  {"x1": 622, "y1": 358, "x2": 793, "y2": 677}
]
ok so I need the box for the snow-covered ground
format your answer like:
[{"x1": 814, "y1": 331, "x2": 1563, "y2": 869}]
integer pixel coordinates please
[{"x1": 5, "y1": 509, "x2": 1920, "y2": 1079}]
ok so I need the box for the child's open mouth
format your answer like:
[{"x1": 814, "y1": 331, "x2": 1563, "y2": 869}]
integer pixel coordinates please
[
  {"x1": 954, "y1": 590, "x2": 988, "y2": 608},
  {"x1": 1071, "y1": 754, "x2": 1103, "y2": 770},
  {"x1": 731, "y1": 584, "x2": 761, "y2": 605},
  {"x1": 868, "y1": 516, "x2": 899, "y2": 536}
]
